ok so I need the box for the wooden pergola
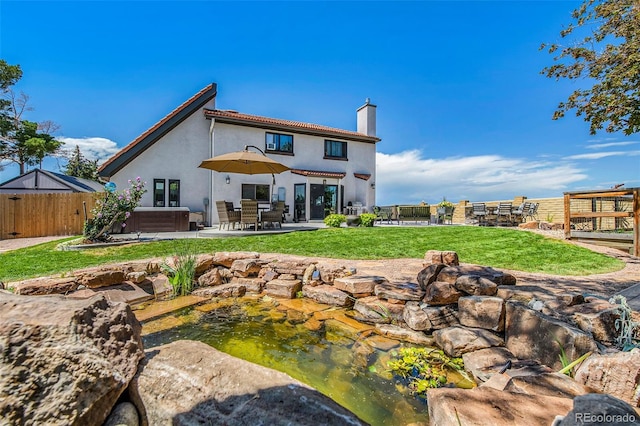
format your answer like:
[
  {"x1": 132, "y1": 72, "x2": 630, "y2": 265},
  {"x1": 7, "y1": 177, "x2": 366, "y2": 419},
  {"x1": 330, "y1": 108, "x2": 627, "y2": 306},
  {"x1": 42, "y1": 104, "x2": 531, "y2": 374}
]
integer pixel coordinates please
[{"x1": 564, "y1": 188, "x2": 639, "y2": 257}]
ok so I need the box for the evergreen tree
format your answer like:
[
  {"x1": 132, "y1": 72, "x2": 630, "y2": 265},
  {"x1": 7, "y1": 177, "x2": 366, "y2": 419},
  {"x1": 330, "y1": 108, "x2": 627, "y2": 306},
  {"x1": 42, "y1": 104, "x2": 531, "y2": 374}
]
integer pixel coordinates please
[{"x1": 64, "y1": 145, "x2": 99, "y2": 180}]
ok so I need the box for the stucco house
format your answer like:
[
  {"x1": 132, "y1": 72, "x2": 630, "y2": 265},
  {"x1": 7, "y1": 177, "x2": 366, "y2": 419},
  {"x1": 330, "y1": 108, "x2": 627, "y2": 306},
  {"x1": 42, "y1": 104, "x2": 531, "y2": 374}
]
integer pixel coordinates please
[{"x1": 98, "y1": 83, "x2": 380, "y2": 226}]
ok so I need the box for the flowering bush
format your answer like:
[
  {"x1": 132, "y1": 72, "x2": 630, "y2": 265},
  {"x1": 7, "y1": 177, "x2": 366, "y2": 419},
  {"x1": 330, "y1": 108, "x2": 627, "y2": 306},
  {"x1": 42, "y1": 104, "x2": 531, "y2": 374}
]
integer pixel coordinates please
[
  {"x1": 437, "y1": 199, "x2": 454, "y2": 209},
  {"x1": 83, "y1": 177, "x2": 146, "y2": 242}
]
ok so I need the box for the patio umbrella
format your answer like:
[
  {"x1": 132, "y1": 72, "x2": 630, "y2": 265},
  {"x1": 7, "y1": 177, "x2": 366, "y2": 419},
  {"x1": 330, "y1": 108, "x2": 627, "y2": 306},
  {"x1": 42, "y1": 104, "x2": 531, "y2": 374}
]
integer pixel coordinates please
[{"x1": 198, "y1": 146, "x2": 290, "y2": 175}]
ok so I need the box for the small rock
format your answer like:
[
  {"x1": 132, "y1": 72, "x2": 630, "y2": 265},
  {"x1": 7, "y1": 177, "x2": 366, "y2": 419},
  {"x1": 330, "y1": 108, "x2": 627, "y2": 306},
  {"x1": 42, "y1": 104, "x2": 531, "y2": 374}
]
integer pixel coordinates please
[{"x1": 103, "y1": 402, "x2": 139, "y2": 426}]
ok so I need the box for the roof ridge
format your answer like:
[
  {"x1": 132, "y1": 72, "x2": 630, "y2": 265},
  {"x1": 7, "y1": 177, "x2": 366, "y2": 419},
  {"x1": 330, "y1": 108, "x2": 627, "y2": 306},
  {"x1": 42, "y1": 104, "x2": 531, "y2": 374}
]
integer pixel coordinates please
[
  {"x1": 204, "y1": 108, "x2": 380, "y2": 142},
  {"x1": 98, "y1": 83, "x2": 217, "y2": 174}
]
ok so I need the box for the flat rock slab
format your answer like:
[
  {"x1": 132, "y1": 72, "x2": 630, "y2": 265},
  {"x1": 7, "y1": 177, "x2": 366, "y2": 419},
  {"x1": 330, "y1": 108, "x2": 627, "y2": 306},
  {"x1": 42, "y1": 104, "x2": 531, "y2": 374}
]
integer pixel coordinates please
[
  {"x1": 434, "y1": 326, "x2": 504, "y2": 357},
  {"x1": 427, "y1": 386, "x2": 573, "y2": 426},
  {"x1": 130, "y1": 340, "x2": 368, "y2": 426},
  {"x1": 264, "y1": 279, "x2": 302, "y2": 299},
  {"x1": 374, "y1": 281, "x2": 424, "y2": 301},
  {"x1": 303, "y1": 284, "x2": 353, "y2": 307},
  {"x1": 73, "y1": 282, "x2": 155, "y2": 305},
  {"x1": 334, "y1": 276, "x2": 388, "y2": 295}
]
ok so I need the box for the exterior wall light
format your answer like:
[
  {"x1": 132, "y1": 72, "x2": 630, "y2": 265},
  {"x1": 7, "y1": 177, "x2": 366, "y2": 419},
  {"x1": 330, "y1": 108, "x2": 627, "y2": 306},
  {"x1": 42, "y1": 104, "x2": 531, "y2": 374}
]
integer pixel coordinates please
[{"x1": 225, "y1": 175, "x2": 230, "y2": 184}]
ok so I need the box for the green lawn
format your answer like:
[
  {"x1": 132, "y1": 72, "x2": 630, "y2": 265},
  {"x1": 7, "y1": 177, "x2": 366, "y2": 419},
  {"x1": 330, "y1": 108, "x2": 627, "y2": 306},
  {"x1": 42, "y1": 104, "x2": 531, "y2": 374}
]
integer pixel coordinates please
[{"x1": 0, "y1": 227, "x2": 624, "y2": 282}]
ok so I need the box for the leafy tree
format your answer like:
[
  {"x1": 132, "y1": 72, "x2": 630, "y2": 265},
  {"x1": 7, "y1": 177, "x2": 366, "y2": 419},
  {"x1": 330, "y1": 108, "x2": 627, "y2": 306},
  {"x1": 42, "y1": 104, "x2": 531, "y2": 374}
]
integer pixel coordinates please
[
  {"x1": 540, "y1": 0, "x2": 640, "y2": 135},
  {"x1": 64, "y1": 145, "x2": 99, "y2": 180},
  {"x1": 0, "y1": 60, "x2": 61, "y2": 173}
]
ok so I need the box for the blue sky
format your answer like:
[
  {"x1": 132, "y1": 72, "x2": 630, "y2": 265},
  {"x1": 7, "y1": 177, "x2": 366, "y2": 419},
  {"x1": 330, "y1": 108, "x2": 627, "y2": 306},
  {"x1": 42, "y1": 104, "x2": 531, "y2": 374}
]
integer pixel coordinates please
[{"x1": 1, "y1": 0, "x2": 638, "y2": 205}]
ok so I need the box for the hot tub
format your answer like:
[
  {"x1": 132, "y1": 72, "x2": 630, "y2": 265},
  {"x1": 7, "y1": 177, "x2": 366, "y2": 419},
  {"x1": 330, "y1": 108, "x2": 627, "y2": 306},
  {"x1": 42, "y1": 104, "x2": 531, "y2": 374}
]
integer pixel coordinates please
[{"x1": 125, "y1": 207, "x2": 190, "y2": 232}]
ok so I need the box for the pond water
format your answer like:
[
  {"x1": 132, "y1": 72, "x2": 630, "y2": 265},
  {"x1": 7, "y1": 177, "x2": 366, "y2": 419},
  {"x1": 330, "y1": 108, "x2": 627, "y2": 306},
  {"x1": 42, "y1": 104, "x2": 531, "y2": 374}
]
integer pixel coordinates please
[{"x1": 141, "y1": 296, "x2": 472, "y2": 426}]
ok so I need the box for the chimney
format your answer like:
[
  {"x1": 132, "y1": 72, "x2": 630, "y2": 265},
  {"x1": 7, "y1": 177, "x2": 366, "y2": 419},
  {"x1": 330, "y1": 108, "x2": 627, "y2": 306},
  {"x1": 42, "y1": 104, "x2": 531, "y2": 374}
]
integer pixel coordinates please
[{"x1": 357, "y1": 98, "x2": 376, "y2": 137}]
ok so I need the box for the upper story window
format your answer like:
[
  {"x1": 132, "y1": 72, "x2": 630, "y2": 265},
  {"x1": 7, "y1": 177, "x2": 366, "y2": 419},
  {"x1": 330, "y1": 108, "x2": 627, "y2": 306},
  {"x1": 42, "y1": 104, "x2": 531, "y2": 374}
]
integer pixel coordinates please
[
  {"x1": 265, "y1": 132, "x2": 293, "y2": 154},
  {"x1": 324, "y1": 140, "x2": 347, "y2": 160}
]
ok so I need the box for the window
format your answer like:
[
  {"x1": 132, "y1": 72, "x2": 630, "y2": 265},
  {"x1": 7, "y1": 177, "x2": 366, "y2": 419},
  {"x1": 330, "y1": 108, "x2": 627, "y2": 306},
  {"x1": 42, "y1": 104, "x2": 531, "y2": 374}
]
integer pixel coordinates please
[
  {"x1": 242, "y1": 184, "x2": 271, "y2": 202},
  {"x1": 153, "y1": 179, "x2": 165, "y2": 207},
  {"x1": 324, "y1": 140, "x2": 347, "y2": 159},
  {"x1": 168, "y1": 179, "x2": 180, "y2": 207},
  {"x1": 265, "y1": 132, "x2": 293, "y2": 154}
]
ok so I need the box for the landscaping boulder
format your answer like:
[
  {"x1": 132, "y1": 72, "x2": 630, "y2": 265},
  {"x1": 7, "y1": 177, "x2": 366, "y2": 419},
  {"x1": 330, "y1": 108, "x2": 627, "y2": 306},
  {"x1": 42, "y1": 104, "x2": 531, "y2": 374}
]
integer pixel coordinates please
[
  {"x1": 334, "y1": 275, "x2": 387, "y2": 296},
  {"x1": 302, "y1": 284, "x2": 353, "y2": 307},
  {"x1": 9, "y1": 276, "x2": 79, "y2": 295},
  {"x1": 427, "y1": 386, "x2": 572, "y2": 426},
  {"x1": 556, "y1": 394, "x2": 639, "y2": 426},
  {"x1": 505, "y1": 302, "x2": 598, "y2": 370},
  {"x1": 104, "y1": 402, "x2": 139, "y2": 426},
  {"x1": 455, "y1": 275, "x2": 498, "y2": 296},
  {"x1": 458, "y1": 296, "x2": 505, "y2": 332},
  {"x1": 230, "y1": 259, "x2": 264, "y2": 277},
  {"x1": 374, "y1": 281, "x2": 424, "y2": 301},
  {"x1": 353, "y1": 296, "x2": 404, "y2": 324},
  {"x1": 434, "y1": 326, "x2": 504, "y2": 357},
  {"x1": 211, "y1": 251, "x2": 260, "y2": 268},
  {"x1": 197, "y1": 268, "x2": 224, "y2": 287},
  {"x1": 0, "y1": 292, "x2": 144, "y2": 425},
  {"x1": 264, "y1": 279, "x2": 302, "y2": 299},
  {"x1": 416, "y1": 263, "x2": 445, "y2": 290},
  {"x1": 230, "y1": 277, "x2": 264, "y2": 293},
  {"x1": 375, "y1": 324, "x2": 434, "y2": 345},
  {"x1": 76, "y1": 267, "x2": 127, "y2": 289},
  {"x1": 423, "y1": 281, "x2": 464, "y2": 305},
  {"x1": 128, "y1": 340, "x2": 367, "y2": 426},
  {"x1": 574, "y1": 348, "x2": 640, "y2": 407},
  {"x1": 437, "y1": 265, "x2": 505, "y2": 285},
  {"x1": 403, "y1": 302, "x2": 458, "y2": 331},
  {"x1": 192, "y1": 283, "x2": 247, "y2": 298}
]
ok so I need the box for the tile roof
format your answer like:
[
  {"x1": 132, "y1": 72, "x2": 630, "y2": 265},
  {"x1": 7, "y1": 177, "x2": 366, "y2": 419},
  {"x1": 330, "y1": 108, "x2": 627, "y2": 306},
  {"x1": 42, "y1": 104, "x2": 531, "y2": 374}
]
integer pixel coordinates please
[
  {"x1": 353, "y1": 173, "x2": 371, "y2": 181},
  {"x1": 98, "y1": 83, "x2": 218, "y2": 177},
  {"x1": 290, "y1": 169, "x2": 347, "y2": 179},
  {"x1": 204, "y1": 109, "x2": 380, "y2": 143}
]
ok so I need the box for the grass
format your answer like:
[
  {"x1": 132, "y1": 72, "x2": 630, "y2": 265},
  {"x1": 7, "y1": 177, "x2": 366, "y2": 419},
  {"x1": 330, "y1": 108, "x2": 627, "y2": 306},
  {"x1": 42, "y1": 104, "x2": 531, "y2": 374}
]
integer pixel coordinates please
[{"x1": 0, "y1": 226, "x2": 624, "y2": 282}]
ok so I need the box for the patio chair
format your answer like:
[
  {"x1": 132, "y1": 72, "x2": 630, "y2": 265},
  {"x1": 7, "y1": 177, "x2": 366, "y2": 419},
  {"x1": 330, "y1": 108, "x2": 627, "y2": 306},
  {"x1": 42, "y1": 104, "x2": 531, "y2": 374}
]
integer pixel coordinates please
[
  {"x1": 496, "y1": 202, "x2": 513, "y2": 226},
  {"x1": 525, "y1": 202, "x2": 539, "y2": 222},
  {"x1": 472, "y1": 203, "x2": 488, "y2": 226},
  {"x1": 240, "y1": 199, "x2": 259, "y2": 231},
  {"x1": 216, "y1": 200, "x2": 240, "y2": 230},
  {"x1": 512, "y1": 201, "x2": 531, "y2": 225},
  {"x1": 261, "y1": 201, "x2": 285, "y2": 229}
]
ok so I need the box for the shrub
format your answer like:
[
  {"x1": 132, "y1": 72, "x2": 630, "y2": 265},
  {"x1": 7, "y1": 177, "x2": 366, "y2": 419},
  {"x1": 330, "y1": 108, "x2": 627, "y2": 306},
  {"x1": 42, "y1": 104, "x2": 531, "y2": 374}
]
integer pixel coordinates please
[
  {"x1": 324, "y1": 214, "x2": 346, "y2": 228},
  {"x1": 359, "y1": 213, "x2": 377, "y2": 227},
  {"x1": 84, "y1": 177, "x2": 146, "y2": 242}
]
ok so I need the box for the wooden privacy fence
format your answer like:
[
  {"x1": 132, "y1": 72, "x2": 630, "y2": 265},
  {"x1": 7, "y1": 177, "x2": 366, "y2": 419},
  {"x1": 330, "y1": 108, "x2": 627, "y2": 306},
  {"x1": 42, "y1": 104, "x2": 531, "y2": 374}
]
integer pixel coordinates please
[
  {"x1": 0, "y1": 193, "x2": 101, "y2": 239},
  {"x1": 564, "y1": 188, "x2": 639, "y2": 257}
]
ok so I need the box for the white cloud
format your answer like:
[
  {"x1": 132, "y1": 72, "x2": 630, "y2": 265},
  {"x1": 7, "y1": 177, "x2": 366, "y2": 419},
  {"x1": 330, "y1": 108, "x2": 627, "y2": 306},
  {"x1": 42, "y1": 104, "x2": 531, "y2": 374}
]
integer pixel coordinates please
[
  {"x1": 586, "y1": 141, "x2": 639, "y2": 149},
  {"x1": 375, "y1": 150, "x2": 588, "y2": 205},
  {"x1": 564, "y1": 150, "x2": 640, "y2": 160},
  {"x1": 58, "y1": 137, "x2": 120, "y2": 165}
]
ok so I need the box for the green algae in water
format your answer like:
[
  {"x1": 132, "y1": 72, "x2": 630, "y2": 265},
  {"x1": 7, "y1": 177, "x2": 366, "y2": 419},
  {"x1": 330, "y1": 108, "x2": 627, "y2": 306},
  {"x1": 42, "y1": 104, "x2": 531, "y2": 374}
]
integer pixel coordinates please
[{"x1": 142, "y1": 297, "x2": 469, "y2": 425}]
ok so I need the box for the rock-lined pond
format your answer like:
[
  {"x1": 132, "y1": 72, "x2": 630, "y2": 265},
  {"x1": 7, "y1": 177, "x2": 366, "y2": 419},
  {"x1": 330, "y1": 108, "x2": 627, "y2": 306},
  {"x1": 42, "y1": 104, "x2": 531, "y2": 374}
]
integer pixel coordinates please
[{"x1": 141, "y1": 295, "x2": 474, "y2": 425}]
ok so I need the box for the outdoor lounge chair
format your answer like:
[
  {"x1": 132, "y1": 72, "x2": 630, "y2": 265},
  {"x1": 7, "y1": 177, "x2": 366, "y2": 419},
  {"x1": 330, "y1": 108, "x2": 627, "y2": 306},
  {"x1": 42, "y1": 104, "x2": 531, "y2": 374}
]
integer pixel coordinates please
[
  {"x1": 472, "y1": 203, "x2": 488, "y2": 226},
  {"x1": 525, "y1": 202, "x2": 539, "y2": 222},
  {"x1": 216, "y1": 200, "x2": 240, "y2": 230},
  {"x1": 496, "y1": 202, "x2": 513, "y2": 226},
  {"x1": 512, "y1": 201, "x2": 531, "y2": 225},
  {"x1": 240, "y1": 199, "x2": 259, "y2": 231},
  {"x1": 261, "y1": 201, "x2": 285, "y2": 229}
]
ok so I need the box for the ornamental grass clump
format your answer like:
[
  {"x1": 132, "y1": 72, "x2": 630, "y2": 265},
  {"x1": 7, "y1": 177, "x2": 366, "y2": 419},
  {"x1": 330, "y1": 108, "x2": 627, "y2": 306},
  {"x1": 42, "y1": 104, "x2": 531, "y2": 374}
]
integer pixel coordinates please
[
  {"x1": 161, "y1": 244, "x2": 197, "y2": 296},
  {"x1": 83, "y1": 177, "x2": 146, "y2": 242}
]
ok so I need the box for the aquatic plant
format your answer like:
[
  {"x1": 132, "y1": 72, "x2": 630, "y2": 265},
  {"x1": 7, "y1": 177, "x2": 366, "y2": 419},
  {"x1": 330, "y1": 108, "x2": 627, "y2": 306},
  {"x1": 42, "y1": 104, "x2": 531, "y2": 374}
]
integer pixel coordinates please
[{"x1": 387, "y1": 347, "x2": 470, "y2": 396}]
